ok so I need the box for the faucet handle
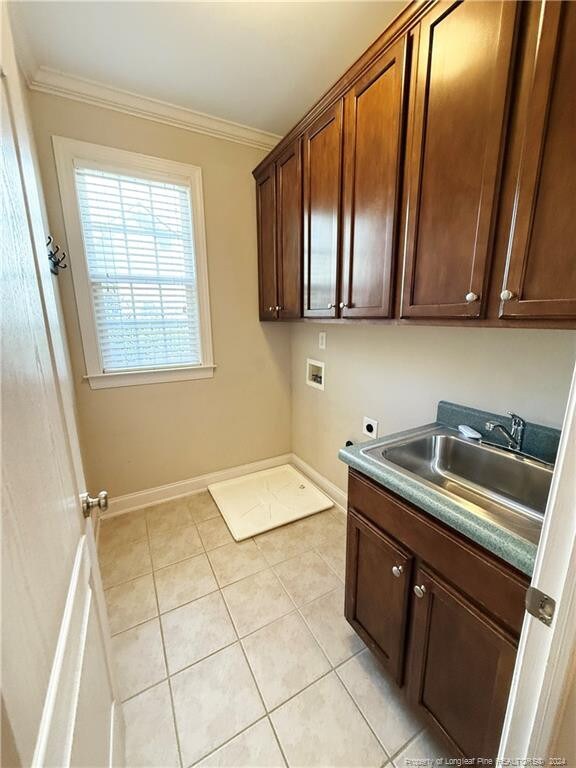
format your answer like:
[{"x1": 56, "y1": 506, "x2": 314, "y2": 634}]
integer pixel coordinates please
[{"x1": 507, "y1": 411, "x2": 524, "y2": 424}]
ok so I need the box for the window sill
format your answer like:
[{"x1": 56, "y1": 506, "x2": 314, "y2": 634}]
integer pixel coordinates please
[{"x1": 84, "y1": 364, "x2": 216, "y2": 389}]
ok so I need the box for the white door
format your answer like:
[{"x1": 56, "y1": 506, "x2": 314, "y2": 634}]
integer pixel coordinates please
[{"x1": 1, "y1": 6, "x2": 124, "y2": 766}]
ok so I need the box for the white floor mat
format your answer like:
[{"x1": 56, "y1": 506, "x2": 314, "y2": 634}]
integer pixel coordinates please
[{"x1": 208, "y1": 464, "x2": 334, "y2": 541}]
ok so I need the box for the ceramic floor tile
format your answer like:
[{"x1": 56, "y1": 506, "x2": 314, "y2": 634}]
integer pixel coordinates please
[
  {"x1": 271, "y1": 672, "x2": 385, "y2": 767},
  {"x1": 98, "y1": 510, "x2": 148, "y2": 549},
  {"x1": 242, "y1": 612, "x2": 330, "y2": 710},
  {"x1": 189, "y1": 491, "x2": 222, "y2": 524},
  {"x1": 150, "y1": 523, "x2": 203, "y2": 569},
  {"x1": 146, "y1": 497, "x2": 195, "y2": 536},
  {"x1": 123, "y1": 681, "x2": 180, "y2": 767},
  {"x1": 104, "y1": 574, "x2": 158, "y2": 635},
  {"x1": 317, "y1": 538, "x2": 347, "y2": 580},
  {"x1": 300, "y1": 587, "x2": 364, "y2": 666},
  {"x1": 197, "y1": 517, "x2": 233, "y2": 551},
  {"x1": 222, "y1": 569, "x2": 294, "y2": 637},
  {"x1": 195, "y1": 718, "x2": 285, "y2": 767},
  {"x1": 171, "y1": 643, "x2": 265, "y2": 766},
  {"x1": 392, "y1": 729, "x2": 455, "y2": 766},
  {"x1": 338, "y1": 649, "x2": 422, "y2": 756},
  {"x1": 253, "y1": 520, "x2": 316, "y2": 566},
  {"x1": 274, "y1": 550, "x2": 340, "y2": 607},
  {"x1": 162, "y1": 591, "x2": 237, "y2": 674},
  {"x1": 155, "y1": 553, "x2": 218, "y2": 613},
  {"x1": 207, "y1": 540, "x2": 268, "y2": 587},
  {"x1": 99, "y1": 537, "x2": 152, "y2": 589},
  {"x1": 296, "y1": 510, "x2": 346, "y2": 549},
  {"x1": 111, "y1": 619, "x2": 166, "y2": 701}
]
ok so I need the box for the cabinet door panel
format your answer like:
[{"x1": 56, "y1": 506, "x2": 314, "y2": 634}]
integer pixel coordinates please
[
  {"x1": 500, "y1": 1, "x2": 576, "y2": 319},
  {"x1": 341, "y1": 37, "x2": 407, "y2": 318},
  {"x1": 255, "y1": 163, "x2": 278, "y2": 320},
  {"x1": 303, "y1": 101, "x2": 343, "y2": 318},
  {"x1": 401, "y1": 1, "x2": 517, "y2": 318},
  {"x1": 407, "y1": 567, "x2": 517, "y2": 758},
  {"x1": 345, "y1": 511, "x2": 413, "y2": 682},
  {"x1": 276, "y1": 141, "x2": 302, "y2": 319}
]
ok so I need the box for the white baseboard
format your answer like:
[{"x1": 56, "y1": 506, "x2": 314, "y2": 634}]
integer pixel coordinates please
[
  {"x1": 103, "y1": 453, "x2": 292, "y2": 518},
  {"x1": 102, "y1": 452, "x2": 348, "y2": 520},
  {"x1": 290, "y1": 454, "x2": 348, "y2": 516}
]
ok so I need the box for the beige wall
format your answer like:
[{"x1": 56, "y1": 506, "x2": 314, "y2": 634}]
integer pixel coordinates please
[
  {"x1": 30, "y1": 91, "x2": 292, "y2": 498},
  {"x1": 291, "y1": 324, "x2": 576, "y2": 491}
]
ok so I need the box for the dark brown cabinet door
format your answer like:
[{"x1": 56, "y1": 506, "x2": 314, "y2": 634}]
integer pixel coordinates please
[
  {"x1": 500, "y1": 1, "x2": 576, "y2": 320},
  {"x1": 303, "y1": 101, "x2": 344, "y2": 318},
  {"x1": 276, "y1": 141, "x2": 302, "y2": 319},
  {"x1": 345, "y1": 510, "x2": 413, "y2": 683},
  {"x1": 401, "y1": 1, "x2": 517, "y2": 318},
  {"x1": 341, "y1": 37, "x2": 407, "y2": 319},
  {"x1": 407, "y1": 567, "x2": 517, "y2": 758},
  {"x1": 255, "y1": 163, "x2": 278, "y2": 320}
]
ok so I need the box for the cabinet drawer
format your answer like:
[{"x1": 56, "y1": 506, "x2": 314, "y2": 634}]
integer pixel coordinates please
[{"x1": 348, "y1": 470, "x2": 528, "y2": 635}]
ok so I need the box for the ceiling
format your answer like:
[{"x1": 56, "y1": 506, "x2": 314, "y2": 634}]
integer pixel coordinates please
[{"x1": 11, "y1": 1, "x2": 407, "y2": 136}]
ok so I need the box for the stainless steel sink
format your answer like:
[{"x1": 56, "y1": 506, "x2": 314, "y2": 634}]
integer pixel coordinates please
[{"x1": 361, "y1": 426, "x2": 554, "y2": 544}]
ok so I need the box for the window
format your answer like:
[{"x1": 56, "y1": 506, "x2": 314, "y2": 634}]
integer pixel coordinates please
[{"x1": 53, "y1": 138, "x2": 214, "y2": 388}]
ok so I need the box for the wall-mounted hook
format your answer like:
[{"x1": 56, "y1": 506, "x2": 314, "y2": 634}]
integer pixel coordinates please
[{"x1": 47, "y1": 235, "x2": 67, "y2": 276}]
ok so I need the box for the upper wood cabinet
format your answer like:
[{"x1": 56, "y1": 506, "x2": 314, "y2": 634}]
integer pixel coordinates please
[
  {"x1": 253, "y1": 0, "x2": 576, "y2": 328},
  {"x1": 255, "y1": 162, "x2": 278, "y2": 321},
  {"x1": 400, "y1": 0, "x2": 518, "y2": 319},
  {"x1": 276, "y1": 141, "x2": 303, "y2": 319},
  {"x1": 303, "y1": 101, "x2": 344, "y2": 318},
  {"x1": 499, "y1": 1, "x2": 576, "y2": 320},
  {"x1": 255, "y1": 140, "x2": 302, "y2": 321},
  {"x1": 340, "y1": 37, "x2": 407, "y2": 319}
]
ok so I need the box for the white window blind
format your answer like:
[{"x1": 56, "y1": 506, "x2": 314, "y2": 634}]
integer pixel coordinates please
[{"x1": 75, "y1": 167, "x2": 202, "y2": 373}]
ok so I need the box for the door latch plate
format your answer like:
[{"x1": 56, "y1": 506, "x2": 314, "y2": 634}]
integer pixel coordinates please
[{"x1": 525, "y1": 586, "x2": 556, "y2": 626}]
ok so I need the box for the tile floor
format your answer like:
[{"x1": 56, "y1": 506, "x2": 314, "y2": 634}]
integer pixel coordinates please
[{"x1": 98, "y1": 491, "x2": 451, "y2": 768}]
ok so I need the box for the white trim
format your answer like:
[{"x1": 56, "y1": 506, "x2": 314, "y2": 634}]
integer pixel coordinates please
[
  {"x1": 52, "y1": 136, "x2": 215, "y2": 389},
  {"x1": 290, "y1": 454, "x2": 347, "y2": 516},
  {"x1": 101, "y1": 452, "x2": 347, "y2": 519},
  {"x1": 84, "y1": 364, "x2": 216, "y2": 389},
  {"x1": 499, "y1": 360, "x2": 576, "y2": 758},
  {"x1": 29, "y1": 66, "x2": 280, "y2": 151},
  {"x1": 103, "y1": 454, "x2": 293, "y2": 517}
]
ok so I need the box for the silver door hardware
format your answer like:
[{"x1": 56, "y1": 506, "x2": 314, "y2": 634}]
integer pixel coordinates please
[
  {"x1": 339, "y1": 302, "x2": 349, "y2": 309},
  {"x1": 80, "y1": 490, "x2": 109, "y2": 518},
  {"x1": 327, "y1": 303, "x2": 336, "y2": 309},
  {"x1": 525, "y1": 586, "x2": 556, "y2": 626},
  {"x1": 392, "y1": 565, "x2": 404, "y2": 578},
  {"x1": 414, "y1": 584, "x2": 426, "y2": 598},
  {"x1": 500, "y1": 289, "x2": 514, "y2": 301},
  {"x1": 465, "y1": 292, "x2": 479, "y2": 303}
]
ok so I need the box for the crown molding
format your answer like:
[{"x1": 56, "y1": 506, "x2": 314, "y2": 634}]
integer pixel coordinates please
[{"x1": 28, "y1": 66, "x2": 281, "y2": 152}]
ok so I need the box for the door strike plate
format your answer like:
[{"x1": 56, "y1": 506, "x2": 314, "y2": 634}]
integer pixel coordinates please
[{"x1": 525, "y1": 586, "x2": 556, "y2": 626}]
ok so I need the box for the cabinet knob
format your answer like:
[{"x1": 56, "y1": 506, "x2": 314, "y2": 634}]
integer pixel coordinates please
[
  {"x1": 392, "y1": 565, "x2": 404, "y2": 578},
  {"x1": 276, "y1": 305, "x2": 282, "y2": 311},
  {"x1": 413, "y1": 584, "x2": 427, "y2": 599},
  {"x1": 339, "y1": 302, "x2": 349, "y2": 309},
  {"x1": 465, "y1": 292, "x2": 479, "y2": 303},
  {"x1": 268, "y1": 306, "x2": 275, "y2": 312},
  {"x1": 327, "y1": 303, "x2": 336, "y2": 309},
  {"x1": 500, "y1": 289, "x2": 514, "y2": 301}
]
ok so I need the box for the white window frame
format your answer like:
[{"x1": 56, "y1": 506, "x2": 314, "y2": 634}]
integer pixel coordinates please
[{"x1": 52, "y1": 136, "x2": 215, "y2": 389}]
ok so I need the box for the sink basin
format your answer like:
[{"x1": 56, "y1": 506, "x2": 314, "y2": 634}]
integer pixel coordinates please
[{"x1": 361, "y1": 427, "x2": 554, "y2": 545}]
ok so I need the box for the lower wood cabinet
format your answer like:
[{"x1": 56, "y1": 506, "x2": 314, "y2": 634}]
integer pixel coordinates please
[
  {"x1": 345, "y1": 469, "x2": 528, "y2": 758},
  {"x1": 345, "y1": 511, "x2": 412, "y2": 683},
  {"x1": 407, "y1": 566, "x2": 518, "y2": 758}
]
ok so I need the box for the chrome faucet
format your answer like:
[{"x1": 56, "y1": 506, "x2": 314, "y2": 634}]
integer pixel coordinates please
[{"x1": 485, "y1": 412, "x2": 526, "y2": 452}]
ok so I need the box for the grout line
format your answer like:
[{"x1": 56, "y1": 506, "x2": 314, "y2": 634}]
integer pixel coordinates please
[
  {"x1": 266, "y1": 714, "x2": 290, "y2": 768},
  {"x1": 146, "y1": 517, "x2": 185, "y2": 768}
]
